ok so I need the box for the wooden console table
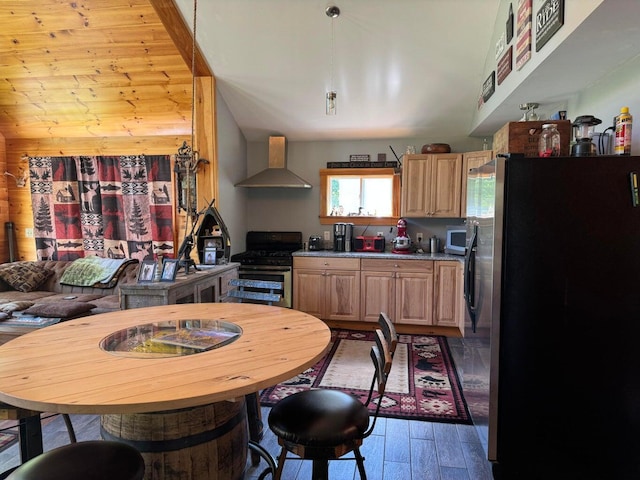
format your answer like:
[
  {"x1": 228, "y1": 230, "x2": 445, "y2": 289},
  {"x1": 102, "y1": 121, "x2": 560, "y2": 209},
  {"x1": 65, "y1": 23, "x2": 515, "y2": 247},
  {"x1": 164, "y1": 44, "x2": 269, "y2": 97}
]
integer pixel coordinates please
[{"x1": 119, "y1": 263, "x2": 239, "y2": 309}]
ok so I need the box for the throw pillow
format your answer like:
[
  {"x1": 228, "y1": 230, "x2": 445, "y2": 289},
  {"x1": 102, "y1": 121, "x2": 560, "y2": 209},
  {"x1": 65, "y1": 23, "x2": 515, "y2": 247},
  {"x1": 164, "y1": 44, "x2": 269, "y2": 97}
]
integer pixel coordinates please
[
  {"x1": 22, "y1": 302, "x2": 97, "y2": 319},
  {"x1": 0, "y1": 262, "x2": 53, "y2": 293}
]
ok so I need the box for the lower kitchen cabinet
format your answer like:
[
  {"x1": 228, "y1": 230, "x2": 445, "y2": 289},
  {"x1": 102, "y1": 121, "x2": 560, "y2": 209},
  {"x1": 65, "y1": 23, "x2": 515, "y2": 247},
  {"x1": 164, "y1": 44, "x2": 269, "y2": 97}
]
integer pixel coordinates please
[
  {"x1": 295, "y1": 255, "x2": 464, "y2": 334},
  {"x1": 361, "y1": 258, "x2": 464, "y2": 330},
  {"x1": 360, "y1": 259, "x2": 434, "y2": 325},
  {"x1": 433, "y1": 260, "x2": 464, "y2": 329},
  {"x1": 293, "y1": 257, "x2": 360, "y2": 321}
]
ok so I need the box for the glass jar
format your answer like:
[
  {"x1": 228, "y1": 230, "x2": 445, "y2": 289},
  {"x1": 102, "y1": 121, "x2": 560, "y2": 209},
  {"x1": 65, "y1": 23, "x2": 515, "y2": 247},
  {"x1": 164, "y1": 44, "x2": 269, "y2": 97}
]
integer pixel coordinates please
[{"x1": 539, "y1": 123, "x2": 561, "y2": 157}]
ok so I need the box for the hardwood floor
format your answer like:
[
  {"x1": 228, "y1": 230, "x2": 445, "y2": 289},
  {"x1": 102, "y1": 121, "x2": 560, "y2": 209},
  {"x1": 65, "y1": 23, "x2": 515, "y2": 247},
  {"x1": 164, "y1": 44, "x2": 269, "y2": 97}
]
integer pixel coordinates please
[{"x1": 0, "y1": 407, "x2": 494, "y2": 479}]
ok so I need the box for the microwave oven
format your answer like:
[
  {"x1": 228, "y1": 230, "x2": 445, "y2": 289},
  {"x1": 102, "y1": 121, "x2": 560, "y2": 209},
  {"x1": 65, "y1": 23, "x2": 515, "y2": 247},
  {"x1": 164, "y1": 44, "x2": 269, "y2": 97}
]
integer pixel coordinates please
[{"x1": 444, "y1": 226, "x2": 466, "y2": 255}]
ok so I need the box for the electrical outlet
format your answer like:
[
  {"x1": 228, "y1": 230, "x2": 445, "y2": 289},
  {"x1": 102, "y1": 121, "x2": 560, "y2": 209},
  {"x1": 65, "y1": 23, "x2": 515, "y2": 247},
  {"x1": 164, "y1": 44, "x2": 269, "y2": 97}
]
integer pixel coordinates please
[
  {"x1": 25, "y1": 228, "x2": 34, "y2": 238},
  {"x1": 323, "y1": 231, "x2": 331, "y2": 241},
  {"x1": 376, "y1": 231, "x2": 384, "y2": 237},
  {"x1": 416, "y1": 232, "x2": 424, "y2": 243}
]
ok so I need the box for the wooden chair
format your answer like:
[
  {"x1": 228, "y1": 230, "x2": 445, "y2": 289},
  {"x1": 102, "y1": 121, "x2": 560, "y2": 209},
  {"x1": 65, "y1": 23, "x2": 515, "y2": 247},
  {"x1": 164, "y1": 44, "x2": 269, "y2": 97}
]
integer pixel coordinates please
[
  {"x1": 1, "y1": 440, "x2": 144, "y2": 480},
  {"x1": 378, "y1": 312, "x2": 398, "y2": 356},
  {"x1": 267, "y1": 324, "x2": 395, "y2": 480},
  {"x1": 227, "y1": 278, "x2": 283, "y2": 305}
]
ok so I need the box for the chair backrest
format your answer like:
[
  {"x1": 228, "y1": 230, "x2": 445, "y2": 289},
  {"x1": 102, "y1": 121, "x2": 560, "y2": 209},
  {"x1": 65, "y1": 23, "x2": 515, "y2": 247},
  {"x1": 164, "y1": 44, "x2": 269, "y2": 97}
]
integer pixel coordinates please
[
  {"x1": 227, "y1": 278, "x2": 283, "y2": 305},
  {"x1": 377, "y1": 312, "x2": 398, "y2": 355},
  {"x1": 363, "y1": 327, "x2": 394, "y2": 438}
]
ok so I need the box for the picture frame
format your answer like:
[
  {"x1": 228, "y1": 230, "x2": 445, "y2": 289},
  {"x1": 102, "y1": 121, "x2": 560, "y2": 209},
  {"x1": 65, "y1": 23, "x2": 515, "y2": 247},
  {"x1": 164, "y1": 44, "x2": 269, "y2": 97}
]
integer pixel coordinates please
[
  {"x1": 203, "y1": 247, "x2": 217, "y2": 265},
  {"x1": 137, "y1": 260, "x2": 157, "y2": 283},
  {"x1": 161, "y1": 259, "x2": 179, "y2": 282}
]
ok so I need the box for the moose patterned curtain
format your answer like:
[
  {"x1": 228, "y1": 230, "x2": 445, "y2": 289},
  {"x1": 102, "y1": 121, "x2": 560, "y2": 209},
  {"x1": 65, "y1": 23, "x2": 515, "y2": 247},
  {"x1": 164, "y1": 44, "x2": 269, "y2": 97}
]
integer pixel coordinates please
[{"x1": 29, "y1": 155, "x2": 174, "y2": 261}]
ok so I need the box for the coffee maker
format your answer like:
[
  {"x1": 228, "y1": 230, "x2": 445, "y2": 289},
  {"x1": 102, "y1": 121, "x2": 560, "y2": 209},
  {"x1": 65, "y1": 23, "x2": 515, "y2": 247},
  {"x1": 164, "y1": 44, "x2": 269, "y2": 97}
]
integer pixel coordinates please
[{"x1": 333, "y1": 222, "x2": 354, "y2": 252}]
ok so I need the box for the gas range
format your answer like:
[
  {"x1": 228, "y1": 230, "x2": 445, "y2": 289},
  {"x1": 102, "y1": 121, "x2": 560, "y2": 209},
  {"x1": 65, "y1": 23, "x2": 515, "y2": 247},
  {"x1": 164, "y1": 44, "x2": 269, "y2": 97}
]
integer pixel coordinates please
[{"x1": 230, "y1": 231, "x2": 303, "y2": 267}]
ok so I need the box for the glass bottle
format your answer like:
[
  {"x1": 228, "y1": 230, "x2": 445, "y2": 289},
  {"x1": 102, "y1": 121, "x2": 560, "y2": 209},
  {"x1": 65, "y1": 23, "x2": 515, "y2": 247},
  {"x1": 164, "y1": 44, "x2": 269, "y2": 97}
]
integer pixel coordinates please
[{"x1": 539, "y1": 123, "x2": 561, "y2": 157}]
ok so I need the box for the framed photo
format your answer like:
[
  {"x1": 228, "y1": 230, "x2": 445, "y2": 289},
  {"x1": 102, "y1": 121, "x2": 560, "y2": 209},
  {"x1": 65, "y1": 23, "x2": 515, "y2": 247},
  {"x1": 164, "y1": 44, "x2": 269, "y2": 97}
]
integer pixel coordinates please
[
  {"x1": 161, "y1": 259, "x2": 179, "y2": 282},
  {"x1": 203, "y1": 247, "x2": 217, "y2": 265},
  {"x1": 137, "y1": 260, "x2": 157, "y2": 283}
]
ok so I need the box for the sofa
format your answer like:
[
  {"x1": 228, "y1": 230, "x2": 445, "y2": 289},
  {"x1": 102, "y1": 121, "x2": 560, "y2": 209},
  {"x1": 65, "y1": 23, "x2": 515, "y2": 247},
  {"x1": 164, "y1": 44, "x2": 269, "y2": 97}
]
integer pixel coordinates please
[{"x1": 0, "y1": 259, "x2": 140, "y2": 319}]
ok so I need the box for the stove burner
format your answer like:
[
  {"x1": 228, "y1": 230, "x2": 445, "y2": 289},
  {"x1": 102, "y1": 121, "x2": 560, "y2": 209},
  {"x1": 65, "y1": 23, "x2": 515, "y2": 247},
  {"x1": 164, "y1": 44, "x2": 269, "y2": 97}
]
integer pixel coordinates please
[{"x1": 230, "y1": 231, "x2": 302, "y2": 267}]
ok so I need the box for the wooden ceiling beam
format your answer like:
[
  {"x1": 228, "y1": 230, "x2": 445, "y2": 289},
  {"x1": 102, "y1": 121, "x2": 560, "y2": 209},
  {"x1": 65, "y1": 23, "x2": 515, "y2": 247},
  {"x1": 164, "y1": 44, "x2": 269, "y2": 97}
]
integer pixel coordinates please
[{"x1": 149, "y1": 0, "x2": 212, "y2": 77}]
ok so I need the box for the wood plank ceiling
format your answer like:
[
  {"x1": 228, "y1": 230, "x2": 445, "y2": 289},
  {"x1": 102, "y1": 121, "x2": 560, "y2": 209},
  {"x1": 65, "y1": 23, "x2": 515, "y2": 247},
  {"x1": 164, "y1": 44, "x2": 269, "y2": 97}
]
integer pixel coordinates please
[{"x1": 0, "y1": 0, "x2": 208, "y2": 140}]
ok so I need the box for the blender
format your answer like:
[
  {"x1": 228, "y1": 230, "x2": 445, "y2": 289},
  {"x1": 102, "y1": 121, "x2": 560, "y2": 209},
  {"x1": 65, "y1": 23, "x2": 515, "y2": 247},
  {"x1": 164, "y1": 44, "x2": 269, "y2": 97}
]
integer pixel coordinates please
[{"x1": 572, "y1": 115, "x2": 602, "y2": 156}]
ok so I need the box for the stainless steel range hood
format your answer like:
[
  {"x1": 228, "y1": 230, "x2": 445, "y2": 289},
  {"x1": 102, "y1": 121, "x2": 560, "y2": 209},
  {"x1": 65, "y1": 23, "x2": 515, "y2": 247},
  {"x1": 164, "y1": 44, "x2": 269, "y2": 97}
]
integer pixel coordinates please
[{"x1": 235, "y1": 136, "x2": 312, "y2": 188}]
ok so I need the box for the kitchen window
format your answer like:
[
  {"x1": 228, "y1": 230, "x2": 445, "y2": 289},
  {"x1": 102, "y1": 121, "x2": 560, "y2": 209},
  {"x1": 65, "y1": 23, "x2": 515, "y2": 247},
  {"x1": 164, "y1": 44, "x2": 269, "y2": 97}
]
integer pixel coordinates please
[{"x1": 319, "y1": 168, "x2": 401, "y2": 226}]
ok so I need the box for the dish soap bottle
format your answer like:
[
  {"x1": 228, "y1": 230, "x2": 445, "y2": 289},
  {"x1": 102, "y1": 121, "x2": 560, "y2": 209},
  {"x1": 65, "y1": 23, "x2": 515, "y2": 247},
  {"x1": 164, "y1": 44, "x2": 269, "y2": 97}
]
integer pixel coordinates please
[{"x1": 615, "y1": 106, "x2": 633, "y2": 155}]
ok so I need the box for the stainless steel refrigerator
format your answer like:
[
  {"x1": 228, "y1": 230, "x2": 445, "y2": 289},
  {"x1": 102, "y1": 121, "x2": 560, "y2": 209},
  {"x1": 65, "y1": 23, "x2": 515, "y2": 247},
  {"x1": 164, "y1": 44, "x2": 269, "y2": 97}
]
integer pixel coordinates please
[{"x1": 461, "y1": 155, "x2": 640, "y2": 479}]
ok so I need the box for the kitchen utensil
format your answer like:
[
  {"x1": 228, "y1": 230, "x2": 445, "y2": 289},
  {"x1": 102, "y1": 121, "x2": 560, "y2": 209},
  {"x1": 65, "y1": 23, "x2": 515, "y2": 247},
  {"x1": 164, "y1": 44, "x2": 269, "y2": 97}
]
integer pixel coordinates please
[{"x1": 308, "y1": 236, "x2": 323, "y2": 251}]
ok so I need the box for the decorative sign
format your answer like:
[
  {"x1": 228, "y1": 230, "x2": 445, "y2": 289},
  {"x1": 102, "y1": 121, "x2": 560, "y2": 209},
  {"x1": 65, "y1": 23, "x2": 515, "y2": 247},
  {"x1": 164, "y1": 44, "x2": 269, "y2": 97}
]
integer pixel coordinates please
[
  {"x1": 535, "y1": 0, "x2": 564, "y2": 52},
  {"x1": 482, "y1": 71, "x2": 496, "y2": 103},
  {"x1": 349, "y1": 154, "x2": 370, "y2": 162},
  {"x1": 327, "y1": 161, "x2": 398, "y2": 169},
  {"x1": 506, "y1": 3, "x2": 514, "y2": 43},
  {"x1": 495, "y1": 32, "x2": 506, "y2": 60},
  {"x1": 497, "y1": 46, "x2": 513, "y2": 85},
  {"x1": 515, "y1": 0, "x2": 532, "y2": 70}
]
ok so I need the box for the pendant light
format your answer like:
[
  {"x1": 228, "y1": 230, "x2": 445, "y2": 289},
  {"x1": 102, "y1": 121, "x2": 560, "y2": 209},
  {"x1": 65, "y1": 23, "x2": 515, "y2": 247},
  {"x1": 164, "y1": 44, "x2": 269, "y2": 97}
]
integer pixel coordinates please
[{"x1": 325, "y1": 6, "x2": 340, "y2": 115}]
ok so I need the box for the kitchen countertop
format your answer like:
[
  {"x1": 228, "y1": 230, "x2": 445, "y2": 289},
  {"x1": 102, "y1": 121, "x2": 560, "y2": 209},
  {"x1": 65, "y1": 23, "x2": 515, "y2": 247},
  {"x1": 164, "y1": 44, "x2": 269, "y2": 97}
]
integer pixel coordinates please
[{"x1": 293, "y1": 250, "x2": 464, "y2": 262}]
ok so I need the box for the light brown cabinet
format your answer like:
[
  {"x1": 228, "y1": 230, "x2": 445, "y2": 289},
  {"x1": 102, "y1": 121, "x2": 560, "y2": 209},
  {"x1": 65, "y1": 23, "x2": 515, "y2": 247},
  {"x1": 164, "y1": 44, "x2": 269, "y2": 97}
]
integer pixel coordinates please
[
  {"x1": 360, "y1": 258, "x2": 463, "y2": 330},
  {"x1": 461, "y1": 150, "x2": 493, "y2": 218},
  {"x1": 401, "y1": 153, "x2": 463, "y2": 218},
  {"x1": 360, "y1": 259, "x2": 434, "y2": 325},
  {"x1": 433, "y1": 260, "x2": 464, "y2": 329},
  {"x1": 293, "y1": 257, "x2": 360, "y2": 321}
]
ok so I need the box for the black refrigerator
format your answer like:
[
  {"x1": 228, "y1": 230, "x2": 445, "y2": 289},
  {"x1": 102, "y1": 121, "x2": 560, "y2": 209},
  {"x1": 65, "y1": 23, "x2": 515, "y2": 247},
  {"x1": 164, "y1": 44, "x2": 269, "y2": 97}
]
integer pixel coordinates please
[{"x1": 462, "y1": 155, "x2": 640, "y2": 479}]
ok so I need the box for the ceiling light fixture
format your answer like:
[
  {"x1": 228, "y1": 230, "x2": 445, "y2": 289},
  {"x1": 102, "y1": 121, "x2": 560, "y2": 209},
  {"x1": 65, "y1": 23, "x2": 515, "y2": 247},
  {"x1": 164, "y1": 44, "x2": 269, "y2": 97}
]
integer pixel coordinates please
[{"x1": 325, "y1": 5, "x2": 340, "y2": 115}]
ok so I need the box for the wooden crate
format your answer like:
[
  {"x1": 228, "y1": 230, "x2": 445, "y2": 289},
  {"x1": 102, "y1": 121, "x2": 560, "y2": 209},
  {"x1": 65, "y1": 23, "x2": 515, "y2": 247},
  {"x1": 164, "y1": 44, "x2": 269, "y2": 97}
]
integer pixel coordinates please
[{"x1": 493, "y1": 120, "x2": 572, "y2": 157}]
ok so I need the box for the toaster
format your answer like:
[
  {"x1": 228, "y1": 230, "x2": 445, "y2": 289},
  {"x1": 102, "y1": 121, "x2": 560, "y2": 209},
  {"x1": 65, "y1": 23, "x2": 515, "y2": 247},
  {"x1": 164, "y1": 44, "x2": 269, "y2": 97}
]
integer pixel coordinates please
[
  {"x1": 354, "y1": 236, "x2": 385, "y2": 253},
  {"x1": 308, "y1": 235, "x2": 324, "y2": 251}
]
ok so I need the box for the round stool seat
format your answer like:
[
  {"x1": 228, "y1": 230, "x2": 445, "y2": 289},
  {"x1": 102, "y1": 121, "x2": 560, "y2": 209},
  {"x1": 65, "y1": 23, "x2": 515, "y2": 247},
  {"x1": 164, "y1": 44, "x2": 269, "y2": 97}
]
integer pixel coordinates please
[
  {"x1": 6, "y1": 440, "x2": 145, "y2": 480},
  {"x1": 268, "y1": 389, "x2": 369, "y2": 448}
]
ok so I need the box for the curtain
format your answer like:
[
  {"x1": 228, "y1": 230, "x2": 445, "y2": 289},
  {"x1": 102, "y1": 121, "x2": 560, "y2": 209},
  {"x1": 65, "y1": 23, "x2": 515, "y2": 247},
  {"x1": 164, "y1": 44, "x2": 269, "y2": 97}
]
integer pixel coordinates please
[{"x1": 29, "y1": 155, "x2": 174, "y2": 261}]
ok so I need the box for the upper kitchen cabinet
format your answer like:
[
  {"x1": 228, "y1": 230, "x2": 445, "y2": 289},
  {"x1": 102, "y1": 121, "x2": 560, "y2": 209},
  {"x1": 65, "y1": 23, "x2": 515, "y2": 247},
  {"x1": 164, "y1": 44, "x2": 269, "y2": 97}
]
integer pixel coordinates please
[
  {"x1": 461, "y1": 150, "x2": 493, "y2": 218},
  {"x1": 401, "y1": 153, "x2": 462, "y2": 218}
]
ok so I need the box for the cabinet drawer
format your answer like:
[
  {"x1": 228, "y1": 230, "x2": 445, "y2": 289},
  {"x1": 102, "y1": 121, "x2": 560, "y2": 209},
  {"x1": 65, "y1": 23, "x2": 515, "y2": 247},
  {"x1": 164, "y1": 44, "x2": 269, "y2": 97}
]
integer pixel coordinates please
[
  {"x1": 294, "y1": 257, "x2": 360, "y2": 270},
  {"x1": 361, "y1": 258, "x2": 433, "y2": 273}
]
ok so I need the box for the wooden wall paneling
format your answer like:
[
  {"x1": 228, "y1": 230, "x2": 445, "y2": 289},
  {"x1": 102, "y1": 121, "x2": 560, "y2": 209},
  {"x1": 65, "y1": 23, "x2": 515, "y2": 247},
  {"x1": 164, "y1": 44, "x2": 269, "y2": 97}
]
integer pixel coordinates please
[{"x1": 0, "y1": 132, "x2": 10, "y2": 263}]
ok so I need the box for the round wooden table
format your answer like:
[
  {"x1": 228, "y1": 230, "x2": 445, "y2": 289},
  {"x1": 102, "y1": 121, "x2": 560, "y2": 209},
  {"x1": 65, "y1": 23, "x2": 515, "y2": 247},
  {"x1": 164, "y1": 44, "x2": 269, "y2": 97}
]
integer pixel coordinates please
[{"x1": 0, "y1": 303, "x2": 331, "y2": 479}]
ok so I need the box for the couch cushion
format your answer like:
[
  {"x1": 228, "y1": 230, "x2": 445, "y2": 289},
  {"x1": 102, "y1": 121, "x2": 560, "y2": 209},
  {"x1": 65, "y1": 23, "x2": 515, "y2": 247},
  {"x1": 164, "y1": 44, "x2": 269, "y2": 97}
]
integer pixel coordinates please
[
  {"x1": 0, "y1": 262, "x2": 54, "y2": 293},
  {"x1": 23, "y1": 301, "x2": 97, "y2": 318},
  {"x1": 60, "y1": 257, "x2": 138, "y2": 288}
]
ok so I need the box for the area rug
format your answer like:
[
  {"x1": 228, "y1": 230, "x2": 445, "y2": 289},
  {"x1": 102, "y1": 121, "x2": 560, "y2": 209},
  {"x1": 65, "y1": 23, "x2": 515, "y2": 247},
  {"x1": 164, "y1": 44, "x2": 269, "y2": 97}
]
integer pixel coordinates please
[
  {"x1": 0, "y1": 431, "x2": 18, "y2": 454},
  {"x1": 260, "y1": 329, "x2": 471, "y2": 424}
]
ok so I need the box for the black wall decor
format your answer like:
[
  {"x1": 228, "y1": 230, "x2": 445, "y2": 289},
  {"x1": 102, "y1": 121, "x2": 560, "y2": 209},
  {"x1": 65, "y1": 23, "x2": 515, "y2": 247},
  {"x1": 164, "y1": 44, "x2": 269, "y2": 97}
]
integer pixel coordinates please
[{"x1": 536, "y1": 0, "x2": 564, "y2": 52}]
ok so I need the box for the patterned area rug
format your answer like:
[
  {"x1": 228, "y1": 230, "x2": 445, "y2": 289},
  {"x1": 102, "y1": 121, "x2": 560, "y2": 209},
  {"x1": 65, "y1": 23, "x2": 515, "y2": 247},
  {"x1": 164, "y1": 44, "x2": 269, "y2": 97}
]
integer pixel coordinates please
[
  {"x1": 0, "y1": 431, "x2": 18, "y2": 453},
  {"x1": 260, "y1": 329, "x2": 471, "y2": 423}
]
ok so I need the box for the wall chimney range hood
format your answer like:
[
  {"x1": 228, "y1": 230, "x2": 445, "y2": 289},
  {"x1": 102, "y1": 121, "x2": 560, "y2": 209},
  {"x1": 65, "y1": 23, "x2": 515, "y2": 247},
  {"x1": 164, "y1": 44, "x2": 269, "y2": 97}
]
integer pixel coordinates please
[{"x1": 235, "y1": 136, "x2": 312, "y2": 188}]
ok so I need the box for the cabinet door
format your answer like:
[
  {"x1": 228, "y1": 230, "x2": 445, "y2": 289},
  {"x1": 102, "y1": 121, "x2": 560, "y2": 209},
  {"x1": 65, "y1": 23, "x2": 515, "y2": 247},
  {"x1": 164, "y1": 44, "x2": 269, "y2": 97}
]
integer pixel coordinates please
[
  {"x1": 293, "y1": 269, "x2": 326, "y2": 318},
  {"x1": 360, "y1": 270, "x2": 395, "y2": 322},
  {"x1": 401, "y1": 155, "x2": 430, "y2": 216},
  {"x1": 395, "y1": 271, "x2": 434, "y2": 325},
  {"x1": 326, "y1": 270, "x2": 360, "y2": 321},
  {"x1": 433, "y1": 261, "x2": 463, "y2": 327},
  {"x1": 461, "y1": 150, "x2": 492, "y2": 218},
  {"x1": 430, "y1": 153, "x2": 463, "y2": 217}
]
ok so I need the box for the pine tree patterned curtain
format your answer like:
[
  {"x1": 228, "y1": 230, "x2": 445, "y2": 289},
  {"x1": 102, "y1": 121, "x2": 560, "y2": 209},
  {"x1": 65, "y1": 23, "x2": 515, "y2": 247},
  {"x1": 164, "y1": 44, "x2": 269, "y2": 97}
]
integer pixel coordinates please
[{"x1": 29, "y1": 155, "x2": 174, "y2": 261}]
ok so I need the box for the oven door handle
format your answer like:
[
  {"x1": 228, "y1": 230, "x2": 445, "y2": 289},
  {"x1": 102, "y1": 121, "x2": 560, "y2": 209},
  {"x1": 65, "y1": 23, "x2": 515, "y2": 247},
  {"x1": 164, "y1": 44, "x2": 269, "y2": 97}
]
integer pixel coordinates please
[{"x1": 238, "y1": 266, "x2": 292, "y2": 273}]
